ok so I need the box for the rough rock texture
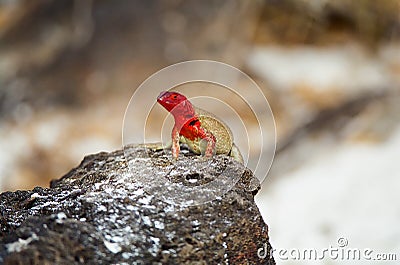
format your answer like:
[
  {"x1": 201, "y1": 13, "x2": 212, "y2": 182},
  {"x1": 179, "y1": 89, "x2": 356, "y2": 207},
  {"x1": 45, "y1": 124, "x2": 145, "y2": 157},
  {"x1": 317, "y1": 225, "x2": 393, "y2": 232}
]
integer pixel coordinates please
[{"x1": 0, "y1": 145, "x2": 274, "y2": 264}]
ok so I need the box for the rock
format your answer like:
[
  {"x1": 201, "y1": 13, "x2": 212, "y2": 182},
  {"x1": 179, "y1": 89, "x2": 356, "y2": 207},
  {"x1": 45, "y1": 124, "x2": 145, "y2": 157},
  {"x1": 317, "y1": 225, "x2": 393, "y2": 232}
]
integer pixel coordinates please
[{"x1": 0, "y1": 145, "x2": 275, "y2": 264}]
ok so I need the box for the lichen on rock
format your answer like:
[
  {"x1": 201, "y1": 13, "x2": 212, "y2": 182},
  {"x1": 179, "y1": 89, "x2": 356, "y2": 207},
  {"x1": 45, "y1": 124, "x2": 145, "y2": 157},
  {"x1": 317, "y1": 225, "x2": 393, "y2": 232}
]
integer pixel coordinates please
[{"x1": 0, "y1": 145, "x2": 274, "y2": 264}]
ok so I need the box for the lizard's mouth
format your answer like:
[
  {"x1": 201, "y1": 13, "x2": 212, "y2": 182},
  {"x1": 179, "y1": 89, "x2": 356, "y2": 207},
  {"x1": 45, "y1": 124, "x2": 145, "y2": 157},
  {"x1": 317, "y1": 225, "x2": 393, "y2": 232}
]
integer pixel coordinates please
[
  {"x1": 157, "y1": 91, "x2": 169, "y2": 102},
  {"x1": 157, "y1": 91, "x2": 174, "y2": 111}
]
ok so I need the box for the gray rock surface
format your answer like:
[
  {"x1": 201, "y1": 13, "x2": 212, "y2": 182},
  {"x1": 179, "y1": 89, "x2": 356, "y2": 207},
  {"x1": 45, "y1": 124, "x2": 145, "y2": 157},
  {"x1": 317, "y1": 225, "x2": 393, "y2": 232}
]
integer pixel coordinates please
[{"x1": 0, "y1": 145, "x2": 275, "y2": 264}]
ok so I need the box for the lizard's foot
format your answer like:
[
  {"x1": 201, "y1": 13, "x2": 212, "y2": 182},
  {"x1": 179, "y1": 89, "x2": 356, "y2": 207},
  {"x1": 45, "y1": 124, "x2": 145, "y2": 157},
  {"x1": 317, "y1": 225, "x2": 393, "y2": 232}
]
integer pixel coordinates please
[{"x1": 199, "y1": 153, "x2": 214, "y2": 162}]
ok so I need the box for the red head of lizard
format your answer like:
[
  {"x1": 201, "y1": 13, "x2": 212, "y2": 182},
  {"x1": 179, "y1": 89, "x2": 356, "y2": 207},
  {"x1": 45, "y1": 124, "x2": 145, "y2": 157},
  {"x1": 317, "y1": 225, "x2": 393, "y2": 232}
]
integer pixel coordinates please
[{"x1": 157, "y1": 91, "x2": 197, "y2": 129}]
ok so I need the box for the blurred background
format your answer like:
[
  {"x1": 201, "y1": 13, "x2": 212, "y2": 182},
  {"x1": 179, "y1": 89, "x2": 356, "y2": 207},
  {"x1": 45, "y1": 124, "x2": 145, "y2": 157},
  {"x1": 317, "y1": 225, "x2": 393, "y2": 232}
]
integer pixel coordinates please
[{"x1": 0, "y1": 0, "x2": 399, "y2": 264}]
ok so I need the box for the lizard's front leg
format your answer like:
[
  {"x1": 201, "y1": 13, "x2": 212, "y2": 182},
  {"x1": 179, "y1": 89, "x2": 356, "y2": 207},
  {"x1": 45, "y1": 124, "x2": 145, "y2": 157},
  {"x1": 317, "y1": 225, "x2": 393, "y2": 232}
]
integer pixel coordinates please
[
  {"x1": 198, "y1": 128, "x2": 216, "y2": 158},
  {"x1": 171, "y1": 125, "x2": 180, "y2": 160}
]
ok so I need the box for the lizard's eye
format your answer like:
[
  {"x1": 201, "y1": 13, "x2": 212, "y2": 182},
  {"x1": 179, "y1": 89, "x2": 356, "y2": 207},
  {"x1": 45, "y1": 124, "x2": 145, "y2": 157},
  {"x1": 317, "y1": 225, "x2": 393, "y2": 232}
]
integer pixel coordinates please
[{"x1": 173, "y1": 95, "x2": 177, "y2": 99}]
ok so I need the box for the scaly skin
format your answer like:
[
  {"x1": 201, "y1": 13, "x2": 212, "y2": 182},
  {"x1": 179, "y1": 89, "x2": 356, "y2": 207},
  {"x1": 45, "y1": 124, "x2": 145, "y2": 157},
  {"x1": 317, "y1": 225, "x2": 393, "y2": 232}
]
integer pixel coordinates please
[{"x1": 156, "y1": 91, "x2": 243, "y2": 163}]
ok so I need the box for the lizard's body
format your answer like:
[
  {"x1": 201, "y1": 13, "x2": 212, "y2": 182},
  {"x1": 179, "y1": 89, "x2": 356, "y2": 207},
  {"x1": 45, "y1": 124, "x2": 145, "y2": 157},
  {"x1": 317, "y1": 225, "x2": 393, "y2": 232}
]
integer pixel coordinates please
[{"x1": 156, "y1": 91, "x2": 243, "y2": 163}]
